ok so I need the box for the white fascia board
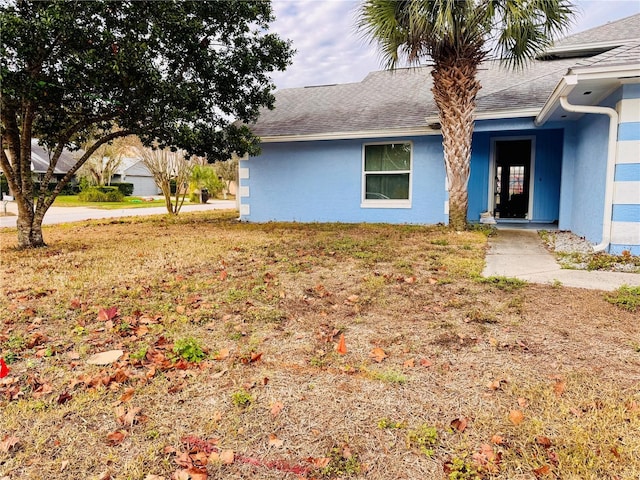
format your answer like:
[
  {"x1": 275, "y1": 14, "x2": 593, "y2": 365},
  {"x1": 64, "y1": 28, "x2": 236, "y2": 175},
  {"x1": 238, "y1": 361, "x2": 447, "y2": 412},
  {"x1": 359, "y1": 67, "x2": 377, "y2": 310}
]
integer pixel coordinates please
[
  {"x1": 473, "y1": 108, "x2": 540, "y2": 120},
  {"x1": 569, "y1": 64, "x2": 640, "y2": 78},
  {"x1": 535, "y1": 75, "x2": 577, "y2": 126},
  {"x1": 424, "y1": 108, "x2": 540, "y2": 125},
  {"x1": 259, "y1": 126, "x2": 441, "y2": 143}
]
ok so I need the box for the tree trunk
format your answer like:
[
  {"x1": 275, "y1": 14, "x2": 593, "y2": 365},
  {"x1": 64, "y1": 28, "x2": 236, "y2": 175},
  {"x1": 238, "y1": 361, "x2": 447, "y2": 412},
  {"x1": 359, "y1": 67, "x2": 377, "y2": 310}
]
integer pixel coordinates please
[
  {"x1": 16, "y1": 198, "x2": 47, "y2": 248},
  {"x1": 431, "y1": 59, "x2": 481, "y2": 231}
]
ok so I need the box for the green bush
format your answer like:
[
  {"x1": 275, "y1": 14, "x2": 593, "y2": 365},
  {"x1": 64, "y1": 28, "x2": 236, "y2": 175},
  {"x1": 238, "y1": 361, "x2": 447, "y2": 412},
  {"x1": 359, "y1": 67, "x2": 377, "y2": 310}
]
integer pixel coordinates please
[
  {"x1": 78, "y1": 186, "x2": 124, "y2": 202},
  {"x1": 111, "y1": 182, "x2": 134, "y2": 196},
  {"x1": 0, "y1": 176, "x2": 8, "y2": 195},
  {"x1": 33, "y1": 180, "x2": 79, "y2": 195}
]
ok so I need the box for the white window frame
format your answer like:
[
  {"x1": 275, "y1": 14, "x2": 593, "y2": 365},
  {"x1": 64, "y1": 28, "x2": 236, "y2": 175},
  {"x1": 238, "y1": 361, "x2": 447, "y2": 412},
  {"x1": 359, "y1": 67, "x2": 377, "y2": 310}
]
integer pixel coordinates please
[{"x1": 361, "y1": 141, "x2": 413, "y2": 209}]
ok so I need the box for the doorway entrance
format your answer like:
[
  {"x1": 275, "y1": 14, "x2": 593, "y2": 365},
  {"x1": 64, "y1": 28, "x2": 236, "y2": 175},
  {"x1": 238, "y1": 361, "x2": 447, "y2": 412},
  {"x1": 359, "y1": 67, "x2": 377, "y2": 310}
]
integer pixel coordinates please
[{"x1": 493, "y1": 139, "x2": 532, "y2": 219}]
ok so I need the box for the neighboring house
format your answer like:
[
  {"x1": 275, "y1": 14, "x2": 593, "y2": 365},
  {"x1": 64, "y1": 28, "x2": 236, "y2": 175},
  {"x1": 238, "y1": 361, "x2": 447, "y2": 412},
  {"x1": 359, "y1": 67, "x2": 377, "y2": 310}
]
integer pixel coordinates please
[
  {"x1": 240, "y1": 14, "x2": 640, "y2": 255},
  {"x1": 30, "y1": 139, "x2": 81, "y2": 183},
  {"x1": 112, "y1": 158, "x2": 159, "y2": 197}
]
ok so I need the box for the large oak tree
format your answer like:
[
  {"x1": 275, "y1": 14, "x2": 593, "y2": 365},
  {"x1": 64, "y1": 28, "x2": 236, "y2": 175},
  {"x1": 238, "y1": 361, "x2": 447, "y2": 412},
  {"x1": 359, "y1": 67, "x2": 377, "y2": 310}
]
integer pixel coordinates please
[
  {"x1": 1, "y1": 0, "x2": 292, "y2": 248},
  {"x1": 358, "y1": 0, "x2": 574, "y2": 230}
]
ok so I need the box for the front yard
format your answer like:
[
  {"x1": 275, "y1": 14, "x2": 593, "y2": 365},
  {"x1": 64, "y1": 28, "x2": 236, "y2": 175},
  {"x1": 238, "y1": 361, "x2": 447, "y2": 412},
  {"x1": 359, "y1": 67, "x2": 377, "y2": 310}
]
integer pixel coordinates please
[
  {"x1": 1, "y1": 211, "x2": 638, "y2": 480},
  {"x1": 52, "y1": 195, "x2": 167, "y2": 209}
]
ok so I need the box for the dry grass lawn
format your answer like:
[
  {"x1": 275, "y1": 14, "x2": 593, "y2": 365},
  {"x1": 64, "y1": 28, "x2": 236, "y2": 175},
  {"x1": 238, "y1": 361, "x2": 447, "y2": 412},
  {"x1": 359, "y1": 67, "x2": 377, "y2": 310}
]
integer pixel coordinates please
[{"x1": 1, "y1": 210, "x2": 639, "y2": 480}]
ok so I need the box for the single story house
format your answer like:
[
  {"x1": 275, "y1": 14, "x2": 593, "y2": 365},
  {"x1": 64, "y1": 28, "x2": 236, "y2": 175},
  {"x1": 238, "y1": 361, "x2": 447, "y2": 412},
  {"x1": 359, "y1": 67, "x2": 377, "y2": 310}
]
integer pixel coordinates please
[
  {"x1": 240, "y1": 14, "x2": 640, "y2": 255},
  {"x1": 111, "y1": 158, "x2": 159, "y2": 197},
  {"x1": 30, "y1": 138, "x2": 81, "y2": 183}
]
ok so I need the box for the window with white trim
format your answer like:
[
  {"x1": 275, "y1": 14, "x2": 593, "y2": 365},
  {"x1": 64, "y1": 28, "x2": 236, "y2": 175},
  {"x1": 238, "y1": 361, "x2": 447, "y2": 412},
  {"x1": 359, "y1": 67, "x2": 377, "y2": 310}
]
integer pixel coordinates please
[{"x1": 362, "y1": 142, "x2": 412, "y2": 207}]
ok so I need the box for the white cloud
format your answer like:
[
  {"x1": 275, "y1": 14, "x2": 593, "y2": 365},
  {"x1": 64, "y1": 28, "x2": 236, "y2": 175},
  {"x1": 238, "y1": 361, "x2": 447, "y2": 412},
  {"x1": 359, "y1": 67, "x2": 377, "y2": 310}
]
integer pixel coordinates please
[{"x1": 268, "y1": 0, "x2": 640, "y2": 90}]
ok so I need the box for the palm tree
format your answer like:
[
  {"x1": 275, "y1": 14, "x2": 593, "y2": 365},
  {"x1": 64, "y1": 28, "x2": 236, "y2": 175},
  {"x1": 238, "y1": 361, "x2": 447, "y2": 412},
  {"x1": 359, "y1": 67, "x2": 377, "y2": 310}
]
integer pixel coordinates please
[{"x1": 358, "y1": 0, "x2": 574, "y2": 230}]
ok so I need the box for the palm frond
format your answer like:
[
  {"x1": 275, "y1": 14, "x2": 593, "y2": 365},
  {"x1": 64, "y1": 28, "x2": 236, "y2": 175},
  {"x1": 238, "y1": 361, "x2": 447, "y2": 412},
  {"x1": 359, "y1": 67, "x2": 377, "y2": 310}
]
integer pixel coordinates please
[{"x1": 491, "y1": 0, "x2": 575, "y2": 69}]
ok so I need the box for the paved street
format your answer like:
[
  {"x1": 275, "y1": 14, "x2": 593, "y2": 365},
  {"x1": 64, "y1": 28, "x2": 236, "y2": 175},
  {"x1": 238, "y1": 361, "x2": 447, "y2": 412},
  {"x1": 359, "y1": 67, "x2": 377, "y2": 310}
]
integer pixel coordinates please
[{"x1": 0, "y1": 199, "x2": 237, "y2": 229}]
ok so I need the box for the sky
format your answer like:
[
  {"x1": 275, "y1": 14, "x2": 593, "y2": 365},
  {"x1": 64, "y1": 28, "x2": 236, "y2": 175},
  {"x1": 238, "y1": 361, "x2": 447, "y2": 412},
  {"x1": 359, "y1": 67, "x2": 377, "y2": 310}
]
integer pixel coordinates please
[{"x1": 268, "y1": 0, "x2": 640, "y2": 90}]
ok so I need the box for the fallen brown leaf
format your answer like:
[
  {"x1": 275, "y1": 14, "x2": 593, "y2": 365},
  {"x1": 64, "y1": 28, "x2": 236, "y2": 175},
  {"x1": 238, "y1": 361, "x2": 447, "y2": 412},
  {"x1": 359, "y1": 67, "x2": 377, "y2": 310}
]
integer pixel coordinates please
[
  {"x1": 553, "y1": 379, "x2": 566, "y2": 397},
  {"x1": 270, "y1": 401, "x2": 284, "y2": 417},
  {"x1": 450, "y1": 417, "x2": 468, "y2": 432},
  {"x1": 268, "y1": 433, "x2": 284, "y2": 447},
  {"x1": 309, "y1": 457, "x2": 331, "y2": 468},
  {"x1": 120, "y1": 387, "x2": 135, "y2": 403},
  {"x1": 213, "y1": 348, "x2": 230, "y2": 360},
  {"x1": 116, "y1": 406, "x2": 142, "y2": 427},
  {"x1": 403, "y1": 358, "x2": 415, "y2": 368},
  {"x1": 106, "y1": 430, "x2": 127, "y2": 445},
  {"x1": 87, "y1": 350, "x2": 123, "y2": 365},
  {"x1": 173, "y1": 468, "x2": 207, "y2": 480},
  {"x1": 509, "y1": 410, "x2": 524, "y2": 426},
  {"x1": 97, "y1": 307, "x2": 119, "y2": 321},
  {"x1": 369, "y1": 347, "x2": 388, "y2": 363},
  {"x1": 336, "y1": 333, "x2": 347, "y2": 355},
  {"x1": 536, "y1": 436, "x2": 552, "y2": 448},
  {"x1": 419, "y1": 358, "x2": 433, "y2": 367},
  {"x1": 533, "y1": 465, "x2": 551, "y2": 477},
  {"x1": 219, "y1": 449, "x2": 234, "y2": 464},
  {"x1": 0, "y1": 435, "x2": 19, "y2": 453}
]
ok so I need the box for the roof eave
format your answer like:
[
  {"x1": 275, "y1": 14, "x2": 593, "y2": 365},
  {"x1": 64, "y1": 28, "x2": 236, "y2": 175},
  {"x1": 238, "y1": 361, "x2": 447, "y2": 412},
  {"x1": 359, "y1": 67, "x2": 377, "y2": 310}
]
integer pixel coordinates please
[
  {"x1": 424, "y1": 107, "x2": 540, "y2": 125},
  {"x1": 535, "y1": 75, "x2": 577, "y2": 126},
  {"x1": 258, "y1": 126, "x2": 442, "y2": 143},
  {"x1": 535, "y1": 64, "x2": 640, "y2": 126}
]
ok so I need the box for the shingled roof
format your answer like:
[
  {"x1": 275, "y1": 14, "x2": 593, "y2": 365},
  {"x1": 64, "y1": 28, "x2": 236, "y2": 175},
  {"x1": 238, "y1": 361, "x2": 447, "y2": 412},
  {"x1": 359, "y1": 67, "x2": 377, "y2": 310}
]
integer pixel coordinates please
[
  {"x1": 31, "y1": 139, "x2": 82, "y2": 174},
  {"x1": 572, "y1": 41, "x2": 640, "y2": 69},
  {"x1": 252, "y1": 14, "x2": 640, "y2": 140},
  {"x1": 553, "y1": 13, "x2": 640, "y2": 49},
  {"x1": 251, "y1": 57, "x2": 578, "y2": 138}
]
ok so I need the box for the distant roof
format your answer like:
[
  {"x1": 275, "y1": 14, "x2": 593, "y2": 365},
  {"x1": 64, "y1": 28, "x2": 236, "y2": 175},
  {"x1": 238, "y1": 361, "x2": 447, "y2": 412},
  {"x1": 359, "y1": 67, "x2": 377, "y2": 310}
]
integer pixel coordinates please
[
  {"x1": 553, "y1": 13, "x2": 640, "y2": 50},
  {"x1": 31, "y1": 139, "x2": 83, "y2": 174},
  {"x1": 252, "y1": 13, "x2": 640, "y2": 140}
]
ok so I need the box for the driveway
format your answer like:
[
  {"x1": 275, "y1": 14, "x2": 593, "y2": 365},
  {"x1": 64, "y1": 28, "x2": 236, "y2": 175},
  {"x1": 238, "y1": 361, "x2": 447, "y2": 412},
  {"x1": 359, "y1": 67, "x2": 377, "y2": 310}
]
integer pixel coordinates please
[{"x1": 0, "y1": 200, "x2": 237, "y2": 228}]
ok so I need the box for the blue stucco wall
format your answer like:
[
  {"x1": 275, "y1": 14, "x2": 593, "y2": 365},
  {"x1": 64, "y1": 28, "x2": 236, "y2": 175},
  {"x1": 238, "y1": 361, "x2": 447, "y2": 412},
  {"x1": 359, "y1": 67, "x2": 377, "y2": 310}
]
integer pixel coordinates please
[
  {"x1": 561, "y1": 115, "x2": 608, "y2": 242},
  {"x1": 242, "y1": 123, "x2": 564, "y2": 225},
  {"x1": 242, "y1": 136, "x2": 448, "y2": 224}
]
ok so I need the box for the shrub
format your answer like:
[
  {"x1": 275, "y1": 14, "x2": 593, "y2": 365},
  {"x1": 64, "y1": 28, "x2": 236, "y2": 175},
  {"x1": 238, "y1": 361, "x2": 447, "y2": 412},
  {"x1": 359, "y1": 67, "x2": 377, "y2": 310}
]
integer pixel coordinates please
[
  {"x1": 0, "y1": 176, "x2": 9, "y2": 195},
  {"x1": 33, "y1": 180, "x2": 80, "y2": 195},
  {"x1": 111, "y1": 182, "x2": 134, "y2": 196},
  {"x1": 78, "y1": 186, "x2": 124, "y2": 202}
]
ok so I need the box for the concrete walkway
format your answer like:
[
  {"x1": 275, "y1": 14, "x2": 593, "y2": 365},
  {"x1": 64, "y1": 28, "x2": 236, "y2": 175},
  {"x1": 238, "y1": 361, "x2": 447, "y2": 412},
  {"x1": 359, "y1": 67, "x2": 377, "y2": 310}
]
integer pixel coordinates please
[
  {"x1": 0, "y1": 199, "x2": 237, "y2": 229},
  {"x1": 482, "y1": 228, "x2": 640, "y2": 291}
]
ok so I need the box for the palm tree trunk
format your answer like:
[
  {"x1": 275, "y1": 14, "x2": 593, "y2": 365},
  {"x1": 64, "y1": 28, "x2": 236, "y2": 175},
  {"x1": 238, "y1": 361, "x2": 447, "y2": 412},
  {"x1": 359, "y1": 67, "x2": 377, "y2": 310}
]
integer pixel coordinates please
[{"x1": 431, "y1": 60, "x2": 481, "y2": 231}]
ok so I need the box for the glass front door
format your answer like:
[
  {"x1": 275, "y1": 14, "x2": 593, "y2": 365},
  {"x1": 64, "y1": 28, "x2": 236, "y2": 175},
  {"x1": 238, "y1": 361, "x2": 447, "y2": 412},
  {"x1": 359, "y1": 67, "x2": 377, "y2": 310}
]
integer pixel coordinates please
[{"x1": 494, "y1": 140, "x2": 532, "y2": 219}]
